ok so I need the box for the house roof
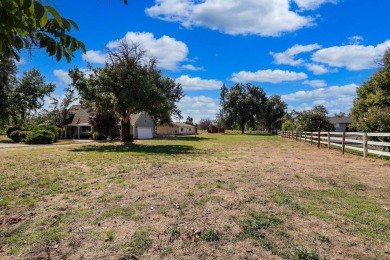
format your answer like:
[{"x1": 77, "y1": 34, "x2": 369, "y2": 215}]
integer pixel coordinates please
[
  {"x1": 67, "y1": 105, "x2": 94, "y2": 126},
  {"x1": 130, "y1": 113, "x2": 143, "y2": 125},
  {"x1": 65, "y1": 105, "x2": 154, "y2": 127},
  {"x1": 172, "y1": 122, "x2": 195, "y2": 128},
  {"x1": 329, "y1": 116, "x2": 353, "y2": 124}
]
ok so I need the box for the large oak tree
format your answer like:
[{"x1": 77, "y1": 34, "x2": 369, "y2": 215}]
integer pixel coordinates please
[
  {"x1": 224, "y1": 83, "x2": 267, "y2": 133},
  {"x1": 69, "y1": 42, "x2": 184, "y2": 142}
]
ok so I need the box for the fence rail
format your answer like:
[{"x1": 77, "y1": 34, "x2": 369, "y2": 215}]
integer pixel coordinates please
[{"x1": 279, "y1": 131, "x2": 390, "y2": 158}]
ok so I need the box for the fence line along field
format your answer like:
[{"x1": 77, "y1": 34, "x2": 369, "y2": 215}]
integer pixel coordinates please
[
  {"x1": 280, "y1": 131, "x2": 390, "y2": 158},
  {"x1": 0, "y1": 134, "x2": 389, "y2": 259}
]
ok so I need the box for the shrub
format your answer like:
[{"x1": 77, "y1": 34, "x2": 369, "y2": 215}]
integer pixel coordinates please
[
  {"x1": 92, "y1": 131, "x2": 105, "y2": 140},
  {"x1": 6, "y1": 126, "x2": 22, "y2": 138},
  {"x1": 37, "y1": 125, "x2": 61, "y2": 142},
  {"x1": 25, "y1": 130, "x2": 55, "y2": 144},
  {"x1": 9, "y1": 130, "x2": 30, "y2": 143}
]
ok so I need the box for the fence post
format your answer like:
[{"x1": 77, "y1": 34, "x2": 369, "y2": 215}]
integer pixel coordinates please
[
  {"x1": 327, "y1": 131, "x2": 330, "y2": 150},
  {"x1": 342, "y1": 132, "x2": 345, "y2": 154},
  {"x1": 363, "y1": 132, "x2": 368, "y2": 158},
  {"x1": 310, "y1": 132, "x2": 313, "y2": 145},
  {"x1": 317, "y1": 131, "x2": 321, "y2": 148}
]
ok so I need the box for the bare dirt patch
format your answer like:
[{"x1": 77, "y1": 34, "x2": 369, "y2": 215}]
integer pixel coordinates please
[{"x1": 0, "y1": 134, "x2": 389, "y2": 259}]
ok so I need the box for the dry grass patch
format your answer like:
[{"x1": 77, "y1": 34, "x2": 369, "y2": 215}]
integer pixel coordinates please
[{"x1": 0, "y1": 134, "x2": 389, "y2": 259}]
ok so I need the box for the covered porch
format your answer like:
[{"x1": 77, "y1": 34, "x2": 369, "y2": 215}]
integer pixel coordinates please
[{"x1": 64, "y1": 124, "x2": 93, "y2": 139}]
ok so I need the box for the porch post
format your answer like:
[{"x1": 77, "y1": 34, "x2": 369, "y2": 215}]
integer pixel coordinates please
[{"x1": 77, "y1": 126, "x2": 80, "y2": 139}]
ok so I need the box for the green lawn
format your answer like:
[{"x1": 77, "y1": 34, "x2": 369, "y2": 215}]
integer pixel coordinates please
[{"x1": 0, "y1": 133, "x2": 389, "y2": 259}]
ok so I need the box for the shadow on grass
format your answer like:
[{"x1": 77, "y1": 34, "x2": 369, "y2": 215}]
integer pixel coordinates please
[
  {"x1": 0, "y1": 139, "x2": 13, "y2": 143},
  {"x1": 154, "y1": 135, "x2": 215, "y2": 142},
  {"x1": 70, "y1": 143, "x2": 196, "y2": 155},
  {"x1": 223, "y1": 132, "x2": 276, "y2": 136}
]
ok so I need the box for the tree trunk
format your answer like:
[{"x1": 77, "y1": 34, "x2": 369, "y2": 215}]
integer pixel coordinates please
[
  {"x1": 241, "y1": 127, "x2": 245, "y2": 134},
  {"x1": 121, "y1": 119, "x2": 133, "y2": 142}
]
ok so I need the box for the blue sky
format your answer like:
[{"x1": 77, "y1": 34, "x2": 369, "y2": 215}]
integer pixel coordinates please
[{"x1": 17, "y1": 0, "x2": 390, "y2": 122}]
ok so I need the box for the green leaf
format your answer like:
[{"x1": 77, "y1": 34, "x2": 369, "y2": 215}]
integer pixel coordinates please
[
  {"x1": 21, "y1": 0, "x2": 32, "y2": 10},
  {"x1": 64, "y1": 52, "x2": 71, "y2": 63},
  {"x1": 39, "y1": 7, "x2": 48, "y2": 27},
  {"x1": 14, "y1": 36, "x2": 24, "y2": 50},
  {"x1": 45, "y1": 5, "x2": 62, "y2": 26},
  {"x1": 34, "y1": 1, "x2": 45, "y2": 20},
  {"x1": 56, "y1": 47, "x2": 62, "y2": 62},
  {"x1": 63, "y1": 19, "x2": 70, "y2": 32},
  {"x1": 68, "y1": 19, "x2": 79, "y2": 31}
]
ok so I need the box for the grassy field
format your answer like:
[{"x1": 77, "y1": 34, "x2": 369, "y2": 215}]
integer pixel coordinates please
[{"x1": 0, "y1": 134, "x2": 389, "y2": 259}]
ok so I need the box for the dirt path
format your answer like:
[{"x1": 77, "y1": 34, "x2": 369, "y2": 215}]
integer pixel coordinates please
[{"x1": 0, "y1": 139, "x2": 95, "y2": 151}]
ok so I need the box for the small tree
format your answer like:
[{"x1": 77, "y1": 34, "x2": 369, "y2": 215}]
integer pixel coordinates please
[
  {"x1": 0, "y1": 61, "x2": 55, "y2": 127},
  {"x1": 294, "y1": 105, "x2": 333, "y2": 132},
  {"x1": 281, "y1": 120, "x2": 295, "y2": 131},
  {"x1": 198, "y1": 118, "x2": 212, "y2": 130},
  {"x1": 89, "y1": 110, "x2": 120, "y2": 139},
  {"x1": 185, "y1": 116, "x2": 194, "y2": 125}
]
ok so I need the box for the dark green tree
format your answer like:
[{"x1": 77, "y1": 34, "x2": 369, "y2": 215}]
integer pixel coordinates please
[
  {"x1": 260, "y1": 95, "x2": 287, "y2": 132},
  {"x1": 216, "y1": 83, "x2": 228, "y2": 128},
  {"x1": 0, "y1": 60, "x2": 55, "y2": 126},
  {"x1": 185, "y1": 116, "x2": 194, "y2": 125},
  {"x1": 89, "y1": 110, "x2": 120, "y2": 139},
  {"x1": 69, "y1": 42, "x2": 184, "y2": 142},
  {"x1": 224, "y1": 83, "x2": 267, "y2": 133},
  {"x1": 351, "y1": 49, "x2": 390, "y2": 133},
  {"x1": 294, "y1": 105, "x2": 333, "y2": 132},
  {"x1": 0, "y1": 60, "x2": 17, "y2": 126}
]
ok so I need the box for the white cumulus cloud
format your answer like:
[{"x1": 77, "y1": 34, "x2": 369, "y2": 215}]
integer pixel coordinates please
[
  {"x1": 181, "y1": 64, "x2": 205, "y2": 71},
  {"x1": 83, "y1": 32, "x2": 189, "y2": 71},
  {"x1": 178, "y1": 95, "x2": 219, "y2": 123},
  {"x1": 312, "y1": 40, "x2": 390, "y2": 70},
  {"x1": 176, "y1": 75, "x2": 223, "y2": 91},
  {"x1": 283, "y1": 83, "x2": 358, "y2": 113},
  {"x1": 303, "y1": 79, "x2": 327, "y2": 88},
  {"x1": 53, "y1": 69, "x2": 72, "y2": 85},
  {"x1": 348, "y1": 36, "x2": 364, "y2": 45},
  {"x1": 107, "y1": 32, "x2": 188, "y2": 70},
  {"x1": 231, "y1": 69, "x2": 307, "y2": 83},
  {"x1": 146, "y1": 0, "x2": 314, "y2": 36},
  {"x1": 282, "y1": 83, "x2": 358, "y2": 102},
  {"x1": 271, "y1": 43, "x2": 322, "y2": 65},
  {"x1": 82, "y1": 50, "x2": 108, "y2": 64},
  {"x1": 304, "y1": 63, "x2": 336, "y2": 74},
  {"x1": 294, "y1": 0, "x2": 337, "y2": 10}
]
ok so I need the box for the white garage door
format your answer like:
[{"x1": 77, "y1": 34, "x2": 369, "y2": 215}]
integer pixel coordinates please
[{"x1": 137, "y1": 127, "x2": 153, "y2": 139}]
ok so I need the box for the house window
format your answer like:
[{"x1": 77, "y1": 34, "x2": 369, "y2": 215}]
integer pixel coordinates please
[
  {"x1": 181, "y1": 128, "x2": 184, "y2": 132},
  {"x1": 81, "y1": 126, "x2": 91, "y2": 133}
]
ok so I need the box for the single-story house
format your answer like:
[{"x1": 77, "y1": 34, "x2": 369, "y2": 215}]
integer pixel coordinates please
[
  {"x1": 64, "y1": 105, "x2": 156, "y2": 139},
  {"x1": 64, "y1": 105, "x2": 94, "y2": 139},
  {"x1": 157, "y1": 122, "x2": 196, "y2": 135},
  {"x1": 329, "y1": 116, "x2": 353, "y2": 132}
]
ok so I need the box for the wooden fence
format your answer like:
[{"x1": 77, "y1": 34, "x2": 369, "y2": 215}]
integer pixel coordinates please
[{"x1": 279, "y1": 131, "x2": 390, "y2": 158}]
